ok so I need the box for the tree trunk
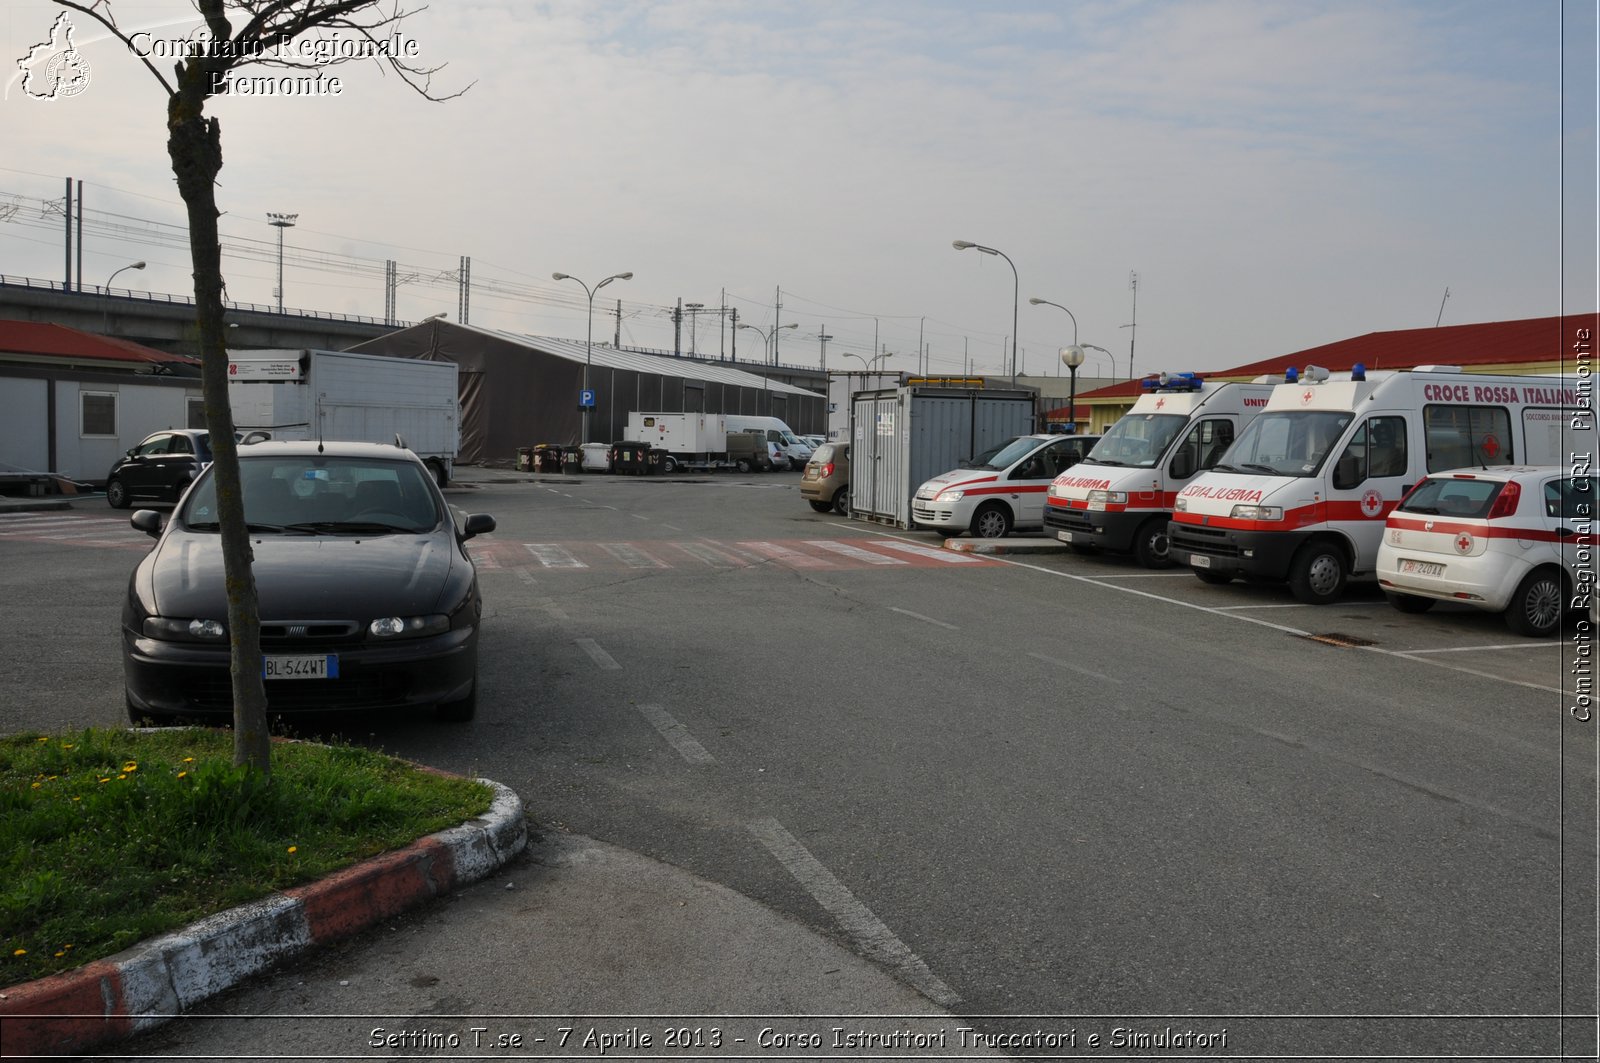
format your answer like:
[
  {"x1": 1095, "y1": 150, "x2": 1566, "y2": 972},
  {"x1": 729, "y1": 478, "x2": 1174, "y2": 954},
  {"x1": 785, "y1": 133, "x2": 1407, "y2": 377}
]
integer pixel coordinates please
[{"x1": 167, "y1": 69, "x2": 271, "y2": 775}]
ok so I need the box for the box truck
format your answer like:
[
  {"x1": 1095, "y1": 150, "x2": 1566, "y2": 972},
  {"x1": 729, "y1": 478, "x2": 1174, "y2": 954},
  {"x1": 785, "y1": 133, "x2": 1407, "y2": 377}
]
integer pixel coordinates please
[
  {"x1": 1044, "y1": 373, "x2": 1276, "y2": 566},
  {"x1": 624, "y1": 412, "x2": 768, "y2": 473},
  {"x1": 1167, "y1": 364, "x2": 1593, "y2": 603},
  {"x1": 227, "y1": 349, "x2": 459, "y2": 485}
]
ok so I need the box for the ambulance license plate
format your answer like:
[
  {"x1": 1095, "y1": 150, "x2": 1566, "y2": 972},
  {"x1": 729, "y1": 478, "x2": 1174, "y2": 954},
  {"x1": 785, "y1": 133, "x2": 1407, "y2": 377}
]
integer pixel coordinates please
[
  {"x1": 264, "y1": 655, "x2": 339, "y2": 680},
  {"x1": 1400, "y1": 559, "x2": 1444, "y2": 578},
  {"x1": 1057, "y1": 530, "x2": 1073, "y2": 543},
  {"x1": 1190, "y1": 554, "x2": 1212, "y2": 569}
]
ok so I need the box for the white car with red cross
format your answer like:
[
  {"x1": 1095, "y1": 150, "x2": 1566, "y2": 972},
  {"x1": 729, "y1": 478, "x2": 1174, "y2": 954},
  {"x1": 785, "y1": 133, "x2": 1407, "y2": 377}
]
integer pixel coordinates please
[
  {"x1": 1376, "y1": 466, "x2": 1594, "y2": 637},
  {"x1": 913, "y1": 433, "x2": 1099, "y2": 539}
]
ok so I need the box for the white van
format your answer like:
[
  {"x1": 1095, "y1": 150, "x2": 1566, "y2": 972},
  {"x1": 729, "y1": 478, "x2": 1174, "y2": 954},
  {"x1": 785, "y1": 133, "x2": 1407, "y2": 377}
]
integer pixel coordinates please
[
  {"x1": 1043, "y1": 373, "x2": 1275, "y2": 566},
  {"x1": 724, "y1": 415, "x2": 813, "y2": 468},
  {"x1": 1167, "y1": 365, "x2": 1593, "y2": 603}
]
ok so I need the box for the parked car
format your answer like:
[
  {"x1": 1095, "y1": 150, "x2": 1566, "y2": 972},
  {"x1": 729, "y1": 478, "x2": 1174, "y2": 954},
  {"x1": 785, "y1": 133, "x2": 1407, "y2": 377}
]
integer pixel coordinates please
[
  {"x1": 106, "y1": 429, "x2": 269, "y2": 508},
  {"x1": 913, "y1": 433, "x2": 1100, "y2": 539},
  {"x1": 766, "y1": 441, "x2": 790, "y2": 471},
  {"x1": 801, "y1": 434, "x2": 827, "y2": 450},
  {"x1": 1376, "y1": 466, "x2": 1593, "y2": 637},
  {"x1": 801, "y1": 442, "x2": 850, "y2": 514},
  {"x1": 121, "y1": 439, "x2": 496, "y2": 723}
]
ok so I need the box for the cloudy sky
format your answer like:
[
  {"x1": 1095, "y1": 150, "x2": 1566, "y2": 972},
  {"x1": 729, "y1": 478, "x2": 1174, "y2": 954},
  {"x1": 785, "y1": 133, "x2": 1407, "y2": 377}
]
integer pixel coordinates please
[{"x1": 3, "y1": 0, "x2": 1595, "y2": 379}]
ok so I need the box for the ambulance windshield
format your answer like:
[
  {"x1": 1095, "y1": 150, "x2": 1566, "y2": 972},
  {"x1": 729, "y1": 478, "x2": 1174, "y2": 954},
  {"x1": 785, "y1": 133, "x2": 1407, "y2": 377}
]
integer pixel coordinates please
[
  {"x1": 1085, "y1": 414, "x2": 1188, "y2": 467},
  {"x1": 1214, "y1": 411, "x2": 1352, "y2": 478}
]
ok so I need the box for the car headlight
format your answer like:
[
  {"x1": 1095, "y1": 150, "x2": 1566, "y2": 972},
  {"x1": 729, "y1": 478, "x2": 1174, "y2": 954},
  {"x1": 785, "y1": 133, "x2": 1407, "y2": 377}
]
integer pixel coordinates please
[
  {"x1": 1087, "y1": 489, "x2": 1127, "y2": 511},
  {"x1": 1231, "y1": 504, "x2": 1284, "y2": 521},
  {"x1": 934, "y1": 489, "x2": 965, "y2": 503},
  {"x1": 143, "y1": 617, "x2": 227, "y2": 642},
  {"x1": 368, "y1": 614, "x2": 450, "y2": 639}
]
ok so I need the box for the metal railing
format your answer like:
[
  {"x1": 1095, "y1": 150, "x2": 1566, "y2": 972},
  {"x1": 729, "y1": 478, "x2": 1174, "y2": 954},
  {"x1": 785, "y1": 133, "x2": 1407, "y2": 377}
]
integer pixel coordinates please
[{"x1": 0, "y1": 274, "x2": 398, "y2": 326}]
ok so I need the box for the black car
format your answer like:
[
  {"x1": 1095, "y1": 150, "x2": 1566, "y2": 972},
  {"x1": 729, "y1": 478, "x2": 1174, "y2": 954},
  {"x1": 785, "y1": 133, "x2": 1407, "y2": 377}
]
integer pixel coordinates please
[
  {"x1": 122, "y1": 440, "x2": 495, "y2": 723},
  {"x1": 106, "y1": 429, "x2": 216, "y2": 508}
]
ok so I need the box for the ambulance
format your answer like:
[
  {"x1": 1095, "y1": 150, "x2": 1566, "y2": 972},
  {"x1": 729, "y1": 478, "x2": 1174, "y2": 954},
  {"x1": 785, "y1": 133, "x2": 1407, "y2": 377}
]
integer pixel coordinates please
[
  {"x1": 1042, "y1": 373, "x2": 1276, "y2": 566},
  {"x1": 1167, "y1": 364, "x2": 1592, "y2": 603}
]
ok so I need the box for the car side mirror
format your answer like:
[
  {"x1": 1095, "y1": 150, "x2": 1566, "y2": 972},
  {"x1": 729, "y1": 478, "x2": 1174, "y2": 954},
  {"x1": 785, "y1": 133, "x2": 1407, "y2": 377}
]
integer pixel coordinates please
[
  {"x1": 461, "y1": 513, "x2": 496, "y2": 540},
  {"x1": 130, "y1": 510, "x2": 163, "y2": 538},
  {"x1": 1170, "y1": 449, "x2": 1196, "y2": 480}
]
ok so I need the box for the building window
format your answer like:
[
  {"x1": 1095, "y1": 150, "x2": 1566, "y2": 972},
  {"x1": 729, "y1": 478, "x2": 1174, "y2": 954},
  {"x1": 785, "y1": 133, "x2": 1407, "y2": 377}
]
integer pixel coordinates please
[
  {"x1": 187, "y1": 398, "x2": 206, "y2": 429},
  {"x1": 81, "y1": 392, "x2": 117, "y2": 437}
]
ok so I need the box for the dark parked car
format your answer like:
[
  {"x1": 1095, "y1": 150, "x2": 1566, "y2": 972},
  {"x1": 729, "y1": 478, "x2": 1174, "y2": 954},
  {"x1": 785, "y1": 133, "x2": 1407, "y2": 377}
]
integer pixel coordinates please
[
  {"x1": 121, "y1": 440, "x2": 495, "y2": 724},
  {"x1": 106, "y1": 429, "x2": 216, "y2": 508}
]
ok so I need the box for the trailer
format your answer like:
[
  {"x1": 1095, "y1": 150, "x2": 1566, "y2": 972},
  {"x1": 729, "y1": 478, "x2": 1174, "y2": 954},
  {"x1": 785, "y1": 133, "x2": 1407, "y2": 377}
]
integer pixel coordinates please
[
  {"x1": 228, "y1": 349, "x2": 459, "y2": 485},
  {"x1": 624, "y1": 412, "x2": 767, "y2": 473}
]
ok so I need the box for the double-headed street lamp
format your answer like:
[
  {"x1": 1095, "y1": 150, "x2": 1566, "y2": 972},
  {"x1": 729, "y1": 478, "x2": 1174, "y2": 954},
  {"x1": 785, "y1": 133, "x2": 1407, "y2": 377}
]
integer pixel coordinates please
[
  {"x1": 952, "y1": 239, "x2": 1019, "y2": 384},
  {"x1": 738, "y1": 322, "x2": 797, "y2": 414},
  {"x1": 553, "y1": 270, "x2": 633, "y2": 443}
]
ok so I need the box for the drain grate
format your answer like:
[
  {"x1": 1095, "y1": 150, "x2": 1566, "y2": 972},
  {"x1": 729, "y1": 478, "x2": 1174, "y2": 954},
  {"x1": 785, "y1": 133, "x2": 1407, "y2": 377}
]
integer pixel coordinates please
[{"x1": 1302, "y1": 632, "x2": 1378, "y2": 648}]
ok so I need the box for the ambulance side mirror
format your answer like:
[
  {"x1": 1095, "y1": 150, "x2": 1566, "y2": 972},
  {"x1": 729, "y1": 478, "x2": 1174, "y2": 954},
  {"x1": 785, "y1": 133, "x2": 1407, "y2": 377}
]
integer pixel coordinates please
[{"x1": 1170, "y1": 448, "x2": 1196, "y2": 480}]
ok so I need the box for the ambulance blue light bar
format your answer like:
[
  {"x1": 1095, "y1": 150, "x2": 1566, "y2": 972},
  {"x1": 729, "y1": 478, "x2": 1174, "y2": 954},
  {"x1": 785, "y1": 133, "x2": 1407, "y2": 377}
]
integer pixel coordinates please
[
  {"x1": 1285, "y1": 367, "x2": 1300, "y2": 383},
  {"x1": 1140, "y1": 371, "x2": 1205, "y2": 392},
  {"x1": 1351, "y1": 363, "x2": 1367, "y2": 381}
]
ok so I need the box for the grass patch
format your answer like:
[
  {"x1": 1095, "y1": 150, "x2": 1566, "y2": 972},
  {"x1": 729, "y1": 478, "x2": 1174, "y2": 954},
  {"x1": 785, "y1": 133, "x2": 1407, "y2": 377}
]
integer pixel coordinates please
[{"x1": 1, "y1": 728, "x2": 492, "y2": 987}]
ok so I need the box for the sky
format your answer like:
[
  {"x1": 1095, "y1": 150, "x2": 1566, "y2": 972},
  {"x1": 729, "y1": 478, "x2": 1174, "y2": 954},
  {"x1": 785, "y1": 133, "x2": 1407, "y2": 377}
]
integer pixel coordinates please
[{"x1": 1, "y1": 0, "x2": 1595, "y2": 380}]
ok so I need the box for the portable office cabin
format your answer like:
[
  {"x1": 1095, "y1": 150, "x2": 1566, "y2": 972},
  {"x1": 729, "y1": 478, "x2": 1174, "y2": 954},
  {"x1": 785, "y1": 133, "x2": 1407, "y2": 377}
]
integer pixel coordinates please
[
  {"x1": 851, "y1": 385, "x2": 1037, "y2": 529},
  {"x1": 347, "y1": 320, "x2": 824, "y2": 464}
]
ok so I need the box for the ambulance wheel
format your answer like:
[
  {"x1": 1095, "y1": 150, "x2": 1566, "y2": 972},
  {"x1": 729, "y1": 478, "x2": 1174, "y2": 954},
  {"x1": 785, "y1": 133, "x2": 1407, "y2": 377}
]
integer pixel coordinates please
[
  {"x1": 1288, "y1": 541, "x2": 1348, "y2": 604},
  {"x1": 1385, "y1": 592, "x2": 1436, "y2": 614},
  {"x1": 1132, "y1": 519, "x2": 1172, "y2": 568},
  {"x1": 1505, "y1": 567, "x2": 1565, "y2": 638},
  {"x1": 970, "y1": 503, "x2": 1012, "y2": 539},
  {"x1": 1193, "y1": 568, "x2": 1234, "y2": 585}
]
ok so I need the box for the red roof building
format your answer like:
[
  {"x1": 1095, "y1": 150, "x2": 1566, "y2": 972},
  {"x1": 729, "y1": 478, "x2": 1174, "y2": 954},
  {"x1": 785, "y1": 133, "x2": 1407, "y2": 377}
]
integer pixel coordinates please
[{"x1": 0, "y1": 320, "x2": 199, "y2": 373}]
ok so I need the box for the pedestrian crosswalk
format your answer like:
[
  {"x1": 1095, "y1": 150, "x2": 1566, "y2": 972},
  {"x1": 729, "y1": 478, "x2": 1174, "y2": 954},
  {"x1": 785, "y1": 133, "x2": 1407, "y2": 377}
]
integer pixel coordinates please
[
  {"x1": 473, "y1": 537, "x2": 998, "y2": 573},
  {"x1": 0, "y1": 511, "x2": 150, "y2": 549}
]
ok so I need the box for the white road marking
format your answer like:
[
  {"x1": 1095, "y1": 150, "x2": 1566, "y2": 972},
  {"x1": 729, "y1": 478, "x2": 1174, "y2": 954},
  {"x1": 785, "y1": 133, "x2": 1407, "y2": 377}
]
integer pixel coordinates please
[
  {"x1": 597, "y1": 542, "x2": 667, "y2": 568},
  {"x1": 631, "y1": 513, "x2": 650, "y2": 521},
  {"x1": 871, "y1": 539, "x2": 986, "y2": 563},
  {"x1": 1212, "y1": 603, "x2": 1314, "y2": 610},
  {"x1": 635, "y1": 703, "x2": 715, "y2": 765},
  {"x1": 1087, "y1": 571, "x2": 1199, "y2": 578},
  {"x1": 1399, "y1": 642, "x2": 1561, "y2": 655},
  {"x1": 1028, "y1": 652, "x2": 1121, "y2": 684},
  {"x1": 661, "y1": 523, "x2": 684, "y2": 531},
  {"x1": 803, "y1": 540, "x2": 908, "y2": 565},
  {"x1": 575, "y1": 638, "x2": 620, "y2": 670},
  {"x1": 524, "y1": 543, "x2": 586, "y2": 568},
  {"x1": 671, "y1": 541, "x2": 751, "y2": 567},
  {"x1": 748, "y1": 817, "x2": 959, "y2": 1007},
  {"x1": 890, "y1": 607, "x2": 958, "y2": 630},
  {"x1": 738, "y1": 541, "x2": 835, "y2": 568}
]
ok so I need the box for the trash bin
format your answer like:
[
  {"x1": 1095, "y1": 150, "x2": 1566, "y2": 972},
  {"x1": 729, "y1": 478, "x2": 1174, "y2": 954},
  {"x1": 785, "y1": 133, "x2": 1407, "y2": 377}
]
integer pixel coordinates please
[
  {"x1": 534, "y1": 443, "x2": 563, "y2": 473},
  {"x1": 562, "y1": 448, "x2": 582, "y2": 474},
  {"x1": 515, "y1": 447, "x2": 534, "y2": 472},
  {"x1": 612, "y1": 441, "x2": 648, "y2": 475},
  {"x1": 646, "y1": 448, "x2": 668, "y2": 475},
  {"x1": 580, "y1": 442, "x2": 612, "y2": 472}
]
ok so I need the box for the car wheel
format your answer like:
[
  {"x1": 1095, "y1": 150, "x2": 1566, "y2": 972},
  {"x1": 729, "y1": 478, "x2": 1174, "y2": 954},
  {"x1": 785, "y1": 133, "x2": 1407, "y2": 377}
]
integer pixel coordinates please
[
  {"x1": 427, "y1": 460, "x2": 449, "y2": 488},
  {"x1": 1386, "y1": 592, "x2": 1436, "y2": 614},
  {"x1": 1505, "y1": 567, "x2": 1565, "y2": 638},
  {"x1": 1287, "y1": 541, "x2": 1348, "y2": 604},
  {"x1": 970, "y1": 503, "x2": 1012, "y2": 539},
  {"x1": 661, "y1": 455, "x2": 678, "y2": 475},
  {"x1": 107, "y1": 477, "x2": 131, "y2": 509},
  {"x1": 1193, "y1": 568, "x2": 1235, "y2": 585},
  {"x1": 436, "y1": 682, "x2": 477, "y2": 722},
  {"x1": 833, "y1": 489, "x2": 849, "y2": 516},
  {"x1": 1132, "y1": 518, "x2": 1172, "y2": 568},
  {"x1": 808, "y1": 500, "x2": 833, "y2": 512},
  {"x1": 736, "y1": 458, "x2": 752, "y2": 473}
]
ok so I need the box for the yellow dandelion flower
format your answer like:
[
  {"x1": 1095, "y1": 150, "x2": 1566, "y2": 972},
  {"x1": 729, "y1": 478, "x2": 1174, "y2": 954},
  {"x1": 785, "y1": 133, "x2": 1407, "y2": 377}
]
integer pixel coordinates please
[
  {"x1": 117, "y1": 774, "x2": 127, "y2": 780},
  {"x1": 35, "y1": 736, "x2": 49, "y2": 742},
  {"x1": 54, "y1": 951, "x2": 64, "y2": 958},
  {"x1": 98, "y1": 777, "x2": 110, "y2": 784},
  {"x1": 177, "y1": 771, "x2": 188, "y2": 779},
  {"x1": 122, "y1": 763, "x2": 138, "y2": 773},
  {"x1": 62, "y1": 743, "x2": 74, "y2": 750},
  {"x1": 30, "y1": 782, "x2": 41, "y2": 789},
  {"x1": 287, "y1": 846, "x2": 298, "y2": 854},
  {"x1": 72, "y1": 797, "x2": 81, "y2": 802},
  {"x1": 182, "y1": 757, "x2": 195, "y2": 763},
  {"x1": 13, "y1": 948, "x2": 25, "y2": 957}
]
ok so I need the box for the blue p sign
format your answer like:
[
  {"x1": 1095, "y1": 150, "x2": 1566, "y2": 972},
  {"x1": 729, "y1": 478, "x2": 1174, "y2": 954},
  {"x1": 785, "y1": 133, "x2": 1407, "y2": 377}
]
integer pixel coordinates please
[{"x1": 579, "y1": 389, "x2": 596, "y2": 408}]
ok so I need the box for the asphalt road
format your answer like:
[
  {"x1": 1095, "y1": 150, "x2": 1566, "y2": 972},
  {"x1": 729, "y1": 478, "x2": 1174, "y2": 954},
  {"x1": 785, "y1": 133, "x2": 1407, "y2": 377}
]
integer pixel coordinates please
[{"x1": 2, "y1": 474, "x2": 1594, "y2": 1054}]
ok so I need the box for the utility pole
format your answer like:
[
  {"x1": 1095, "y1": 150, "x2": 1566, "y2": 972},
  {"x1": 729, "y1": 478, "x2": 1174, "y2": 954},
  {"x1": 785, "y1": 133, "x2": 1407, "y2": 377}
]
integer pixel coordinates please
[
  {"x1": 614, "y1": 298, "x2": 622, "y2": 346},
  {"x1": 818, "y1": 327, "x2": 833, "y2": 372},
  {"x1": 773, "y1": 286, "x2": 783, "y2": 365},
  {"x1": 75, "y1": 178, "x2": 83, "y2": 291},
  {"x1": 729, "y1": 307, "x2": 739, "y2": 361},
  {"x1": 1435, "y1": 287, "x2": 1451, "y2": 327},
  {"x1": 1121, "y1": 269, "x2": 1139, "y2": 380},
  {"x1": 457, "y1": 256, "x2": 470, "y2": 324},
  {"x1": 673, "y1": 298, "x2": 682, "y2": 356},
  {"x1": 63, "y1": 177, "x2": 72, "y2": 292},
  {"x1": 918, "y1": 316, "x2": 925, "y2": 376}
]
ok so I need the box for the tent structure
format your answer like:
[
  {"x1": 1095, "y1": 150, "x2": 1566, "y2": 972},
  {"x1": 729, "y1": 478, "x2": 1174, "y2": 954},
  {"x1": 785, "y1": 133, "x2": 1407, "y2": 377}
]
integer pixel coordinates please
[{"x1": 347, "y1": 320, "x2": 826, "y2": 464}]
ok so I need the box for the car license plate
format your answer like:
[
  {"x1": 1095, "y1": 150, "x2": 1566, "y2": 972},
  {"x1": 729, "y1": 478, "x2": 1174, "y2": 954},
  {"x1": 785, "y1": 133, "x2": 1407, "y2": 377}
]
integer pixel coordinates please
[
  {"x1": 1190, "y1": 554, "x2": 1211, "y2": 569},
  {"x1": 1399, "y1": 559, "x2": 1445, "y2": 577},
  {"x1": 1057, "y1": 530, "x2": 1073, "y2": 543},
  {"x1": 264, "y1": 654, "x2": 339, "y2": 680}
]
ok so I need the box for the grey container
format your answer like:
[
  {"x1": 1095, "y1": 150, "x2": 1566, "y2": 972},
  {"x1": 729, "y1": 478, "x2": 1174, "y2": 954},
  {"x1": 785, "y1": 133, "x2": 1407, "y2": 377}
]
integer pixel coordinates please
[{"x1": 850, "y1": 385, "x2": 1036, "y2": 529}]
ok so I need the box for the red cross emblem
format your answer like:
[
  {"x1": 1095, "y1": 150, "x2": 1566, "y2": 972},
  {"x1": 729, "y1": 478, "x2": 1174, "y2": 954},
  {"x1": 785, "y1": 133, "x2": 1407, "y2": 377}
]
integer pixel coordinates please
[
  {"x1": 1301, "y1": 390, "x2": 1314, "y2": 404},
  {"x1": 1455, "y1": 532, "x2": 1474, "y2": 553},
  {"x1": 1482, "y1": 434, "x2": 1500, "y2": 457},
  {"x1": 1155, "y1": 397, "x2": 1166, "y2": 409}
]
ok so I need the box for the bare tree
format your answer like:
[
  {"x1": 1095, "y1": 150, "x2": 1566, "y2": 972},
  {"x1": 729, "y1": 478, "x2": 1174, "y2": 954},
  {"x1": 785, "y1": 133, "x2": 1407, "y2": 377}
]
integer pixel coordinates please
[{"x1": 55, "y1": 0, "x2": 466, "y2": 775}]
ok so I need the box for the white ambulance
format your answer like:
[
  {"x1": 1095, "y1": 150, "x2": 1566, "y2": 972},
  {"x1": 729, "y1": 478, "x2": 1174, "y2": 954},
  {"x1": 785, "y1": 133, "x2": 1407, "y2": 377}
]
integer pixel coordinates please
[
  {"x1": 1043, "y1": 373, "x2": 1276, "y2": 566},
  {"x1": 1167, "y1": 364, "x2": 1592, "y2": 603}
]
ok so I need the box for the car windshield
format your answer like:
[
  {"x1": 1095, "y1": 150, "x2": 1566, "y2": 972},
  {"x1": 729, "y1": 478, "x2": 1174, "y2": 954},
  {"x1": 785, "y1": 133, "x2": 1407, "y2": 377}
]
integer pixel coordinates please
[
  {"x1": 1215, "y1": 411, "x2": 1352, "y2": 478},
  {"x1": 971, "y1": 437, "x2": 1042, "y2": 470},
  {"x1": 1085, "y1": 414, "x2": 1188, "y2": 467},
  {"x1": 1396, "y1": 477, "x2": 1503, "y2": 518},
  {"x1": 181, "y1": 455, "x2": 441, "y2": 533}
]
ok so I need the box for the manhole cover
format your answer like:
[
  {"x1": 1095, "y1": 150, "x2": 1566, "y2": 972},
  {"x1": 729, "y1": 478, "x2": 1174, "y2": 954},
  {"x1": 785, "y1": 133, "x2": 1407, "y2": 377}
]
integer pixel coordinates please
[{"x1": 1302, "y1": 632, "x2": 1377, "y2": 648}]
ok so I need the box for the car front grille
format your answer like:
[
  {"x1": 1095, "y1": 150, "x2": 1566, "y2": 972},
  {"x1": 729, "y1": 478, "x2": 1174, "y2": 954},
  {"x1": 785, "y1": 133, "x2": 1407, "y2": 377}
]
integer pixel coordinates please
[
  {"x1": 259, "y1": 620, "x2": 363, "y2": 646},
  {"x1": 1170, "y1": 524, "x2": 1240, "y2": 558},
  {"x1": 1044, "y1": 505, "x2": 1090, "y2": 531}
]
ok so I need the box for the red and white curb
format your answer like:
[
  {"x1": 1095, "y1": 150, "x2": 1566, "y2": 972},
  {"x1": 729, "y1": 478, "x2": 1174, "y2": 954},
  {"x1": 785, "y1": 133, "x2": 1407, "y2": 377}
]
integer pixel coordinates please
[{"x1": 0, "y1": 779, "x2": 525, "y2": 1060}]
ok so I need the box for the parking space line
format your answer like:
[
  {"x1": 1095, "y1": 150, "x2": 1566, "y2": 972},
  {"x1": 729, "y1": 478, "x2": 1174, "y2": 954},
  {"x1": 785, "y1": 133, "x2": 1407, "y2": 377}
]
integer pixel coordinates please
[
  {"x1": 1401, "y1": 642, "x2": 1562, "y2": 655},
  {"x1": 890, "y1": 607, "x2": 958, "y2": 630},
  {"x1": 1213, "y1": 603, "x2": 1312, "y2": 610},
  {"x1": 635, "y1": 703, "x2": 715, "y2": 765},
  {"x1": 575, "y1": 638, "x2": 620, "y2": 670},
  {"x1": 748, "y1": 817, "x2": 959, "y2": 1007},
  {"x1": 1028, "y1": 652, "x2": 1122, "y2": 684},
  {"x1": 1086, "y1": 572, "x2": 1198, "y2": 578}
]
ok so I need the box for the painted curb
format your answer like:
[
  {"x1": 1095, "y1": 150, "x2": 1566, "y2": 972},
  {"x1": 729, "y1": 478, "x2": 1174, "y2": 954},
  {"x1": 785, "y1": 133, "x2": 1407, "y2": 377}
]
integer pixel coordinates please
[
  {"x1": 944, "y1": 537, "x2": 1067, "y2": 555},
  {"x1": 0, "y1": 778, "x2": 525, "y2": 1060}
]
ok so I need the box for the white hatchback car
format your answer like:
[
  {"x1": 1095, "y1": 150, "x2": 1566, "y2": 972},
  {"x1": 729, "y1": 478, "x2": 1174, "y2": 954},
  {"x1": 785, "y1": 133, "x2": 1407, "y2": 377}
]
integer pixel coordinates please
[{"x1": 1376, "y1": 466, "x2": 1594, "y2": 637}]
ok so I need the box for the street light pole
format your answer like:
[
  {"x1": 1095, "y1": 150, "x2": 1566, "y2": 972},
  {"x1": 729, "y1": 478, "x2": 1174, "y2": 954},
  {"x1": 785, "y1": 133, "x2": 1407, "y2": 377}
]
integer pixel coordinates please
[
  {"x1": 553, "y1": 270, "x2": 634, "y2": 444},
  {"x1": 102, "y1": 260, "x2": 146, "y2": 334},
  {"x1": 952, "y1": 240, "x2": 1019, "y2": 384},
  {"x1": 1060, "y1": 345, "x2": 1086, "y2": 433},
  {"x1": 739, "y1": 322, "x2": 797, "y2": 415},
  {"x1": 267, "y1": 212, "x2": 297, "y2": 313}
]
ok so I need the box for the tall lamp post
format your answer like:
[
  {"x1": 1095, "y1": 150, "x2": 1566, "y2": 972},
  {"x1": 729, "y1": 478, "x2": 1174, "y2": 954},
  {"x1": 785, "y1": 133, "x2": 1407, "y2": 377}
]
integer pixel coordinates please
[
  {"x1": 1028, "y1": 297, "x2": 1078, "y2": 377},
  {"x1": 738, "y1": 322, "x2": 797, "y2": 414},
  {"x1": 553, "y1": 270, "x2": 634, "y2": 443},
  {"x1": 952, "y1": 240, "x2": 1019, "y2": 384},
  {"x1": 1060, "y1": 345, "x2": 1086, "y2": 433},
  {"x1": 102, "y1": 260, "x2": 146, "y2": 333},
  {"x1": 1082, "y1": 343, "x2": 1114, "y2": 378},
  {"x1": 267, "y1": 212, "x2": 297, "y2": 313}
]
